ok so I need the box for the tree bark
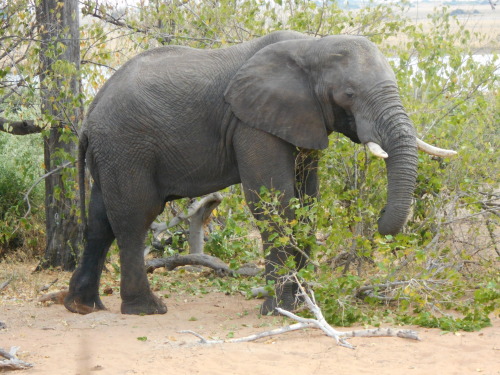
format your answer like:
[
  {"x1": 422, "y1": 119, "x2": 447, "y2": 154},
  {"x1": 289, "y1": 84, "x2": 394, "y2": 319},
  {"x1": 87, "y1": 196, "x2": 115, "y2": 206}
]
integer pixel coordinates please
[{"x1": 35, "y1": 0, "x2": 83, "y2": 271}]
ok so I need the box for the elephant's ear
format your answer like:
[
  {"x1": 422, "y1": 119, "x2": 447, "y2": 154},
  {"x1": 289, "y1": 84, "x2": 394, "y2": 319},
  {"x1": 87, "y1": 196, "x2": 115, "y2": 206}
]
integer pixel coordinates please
[{"x1": 224, "y1": 40, "x2": 328, "y2": 150}]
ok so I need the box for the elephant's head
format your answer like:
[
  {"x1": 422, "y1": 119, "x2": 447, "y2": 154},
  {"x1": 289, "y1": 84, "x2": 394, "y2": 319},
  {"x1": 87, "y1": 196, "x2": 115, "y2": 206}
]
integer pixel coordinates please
[{"x1": 225, "y1": 35, "x2": 455, "y2": 235}]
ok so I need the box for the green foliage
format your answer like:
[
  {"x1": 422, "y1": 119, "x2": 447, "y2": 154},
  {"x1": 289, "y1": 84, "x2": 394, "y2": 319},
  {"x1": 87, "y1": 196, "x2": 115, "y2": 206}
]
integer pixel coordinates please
[
  {"x1": 0, "y1": 133, "x2": 44, "y2": 253},
  {"x1": 253, "y1": 187, "x2": 320, "y2": 265},
  {"x1": 202, "y1": 189, "x2": 256, "y2": 264},
  {"x1": 205, "y1": 215, "x2": 253, "y2": 264}
]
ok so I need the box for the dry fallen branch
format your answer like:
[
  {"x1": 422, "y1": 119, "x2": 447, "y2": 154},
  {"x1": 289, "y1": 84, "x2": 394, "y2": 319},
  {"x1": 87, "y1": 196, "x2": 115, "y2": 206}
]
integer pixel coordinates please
[
  {"x1": 0, "y1": 347, "x2": 33, "y2": 370},
  {"x1": 145, "y1": 254, "x2": 261, "y2": 277},
  {"x1": 355, "y1": 279, "x2": 448, "y2": 300},
  {"x1": 181, "y1": 275, "x2": 420, "y2": 349},
  {"x1": 146, "y1": 253, "x2": 234, "y2": 276},
  {"x1": 38, "y1": 278, "x2": 58, "y2": 292},
  {"x1": 38, "y1": 289, "x2": 68, "y2": 305},
  {"x1": 0, "y1": 276, "x2": 13, "y2": 292}
]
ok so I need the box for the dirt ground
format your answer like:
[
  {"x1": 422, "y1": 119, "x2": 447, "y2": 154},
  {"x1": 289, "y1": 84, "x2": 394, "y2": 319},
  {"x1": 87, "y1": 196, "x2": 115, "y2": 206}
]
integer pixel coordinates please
[{"x1": 0, "y1": 265, "x2": 499, "y2": 375}]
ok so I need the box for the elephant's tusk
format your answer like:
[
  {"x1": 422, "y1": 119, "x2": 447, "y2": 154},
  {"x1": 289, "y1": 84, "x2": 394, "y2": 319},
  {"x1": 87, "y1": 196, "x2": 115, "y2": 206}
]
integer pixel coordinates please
[
  {"x1": 366, "y1": 142, "x2": 389, "y2": 159},
  {"x1": 416, "y1": 138, "x2": 458, "y2": 157}
]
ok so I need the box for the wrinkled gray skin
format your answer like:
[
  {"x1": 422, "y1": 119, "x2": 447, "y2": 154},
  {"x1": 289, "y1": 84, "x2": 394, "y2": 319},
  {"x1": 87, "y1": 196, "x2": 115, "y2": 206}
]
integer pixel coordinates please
[{"x1": 65, "y1": 31, "x2": 418, "y2": 315}]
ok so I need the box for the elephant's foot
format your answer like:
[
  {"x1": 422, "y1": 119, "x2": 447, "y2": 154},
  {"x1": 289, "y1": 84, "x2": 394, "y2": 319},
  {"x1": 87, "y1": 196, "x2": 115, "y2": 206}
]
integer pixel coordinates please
[
  {"x1": 260, "y1": 296, "x2": 280, "y2": 315},
  {"x1": 260, "y1": 281, "x2": 302, "y2": 315},
  {"x1": 64, "y1": 293, "x2": 107, "y2": 315},
  {"x1": 260, "y1": 296, "x2": 298, "y2": 315},
  {"x1": 121, "y1": 293, "x2": 167, "y2": 315}
]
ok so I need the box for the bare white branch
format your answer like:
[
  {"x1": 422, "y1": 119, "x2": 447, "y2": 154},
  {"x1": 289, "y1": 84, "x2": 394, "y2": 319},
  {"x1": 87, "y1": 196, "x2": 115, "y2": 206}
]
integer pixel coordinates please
[
  {"x1": 0, "y1": 346, "x2": 33, "y2": 370},
  {"x1": 145, "y1": 192, "x2": 223, "y2": 256},
  {"x1": 180, "y1": 275, "x2": 420, "y2": 349}
]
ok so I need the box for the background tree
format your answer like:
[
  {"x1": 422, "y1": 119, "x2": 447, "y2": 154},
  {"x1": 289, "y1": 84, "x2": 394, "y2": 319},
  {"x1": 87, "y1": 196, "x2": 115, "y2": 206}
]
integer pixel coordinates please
[
  {"x1": 34, "y1": 0, "x2": 82, "y2": 270},
  {"x1": 0, "y1": 0, "x2": 83, "y2": 269}
]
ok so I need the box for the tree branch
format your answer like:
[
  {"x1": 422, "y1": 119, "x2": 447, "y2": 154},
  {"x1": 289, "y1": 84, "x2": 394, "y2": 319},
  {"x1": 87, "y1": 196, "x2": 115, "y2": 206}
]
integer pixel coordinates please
[
  {"x1": 146, "y1": 253, "x2": 234, "y2": 276},
  {"x1": 0, "y1": 276, "x2": 13, "y2": 292},
  {"x1": 145, "y1": 254, "x2": 261, "y2": 277},
  {"x1": 80, "y1": 1, "x2": 242, "y2": 45},
  {"x1": 145, "y1": 193, "x2": 222, "y2": 256},
  {"x1": 0, "y1": 117, "x2": 45, "y2": 135}
]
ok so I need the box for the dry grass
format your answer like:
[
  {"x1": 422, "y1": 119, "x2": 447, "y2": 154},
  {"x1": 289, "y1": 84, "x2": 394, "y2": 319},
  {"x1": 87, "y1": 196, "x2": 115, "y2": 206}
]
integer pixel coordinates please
[{"x1": 0, "y1": 261, "x2": 70, "y2": 304}]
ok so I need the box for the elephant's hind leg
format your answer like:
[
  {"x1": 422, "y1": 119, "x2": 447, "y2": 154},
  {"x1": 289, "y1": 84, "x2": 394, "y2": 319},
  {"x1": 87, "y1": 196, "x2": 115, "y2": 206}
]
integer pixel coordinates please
[
  {"x1": 65, "y1": 184, "x2": 115, "y2": 314},
  {"x1": 104, "y1": 181, "x2": 167, "y2": 315},
  {"x1": 117, "y1": 223, "x2": 168, "y2": 315}
]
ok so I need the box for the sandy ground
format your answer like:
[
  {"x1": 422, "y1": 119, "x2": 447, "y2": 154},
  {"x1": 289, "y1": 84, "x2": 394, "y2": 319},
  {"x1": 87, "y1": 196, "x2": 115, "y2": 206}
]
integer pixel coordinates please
[{"x1": 1, "y1": 282, "x2": 499, "y2": 375}]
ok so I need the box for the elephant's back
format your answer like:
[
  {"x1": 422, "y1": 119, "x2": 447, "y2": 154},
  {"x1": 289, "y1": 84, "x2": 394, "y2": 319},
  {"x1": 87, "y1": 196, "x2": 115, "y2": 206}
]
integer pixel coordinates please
[
  {"x1": 85, "y1": 31, "x2": 311, "y2": 136},
  {"x1": 88, "y1": 31, "x2": 310, "y2": 116},
  {"x1": 87, "y1": 46, "x2": 231, "y2": 127}
]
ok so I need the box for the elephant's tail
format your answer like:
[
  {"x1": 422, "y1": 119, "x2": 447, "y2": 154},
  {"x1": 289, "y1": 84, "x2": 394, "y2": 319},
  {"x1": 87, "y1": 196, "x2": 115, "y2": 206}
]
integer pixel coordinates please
[{"x1": 78, "y1": 132, "x2": 89, "y2": 240}]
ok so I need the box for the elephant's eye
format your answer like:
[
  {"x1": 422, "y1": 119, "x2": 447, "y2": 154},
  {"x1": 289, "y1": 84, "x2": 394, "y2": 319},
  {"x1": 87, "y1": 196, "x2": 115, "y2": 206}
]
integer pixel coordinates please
[{"x1": 345, "y1": 89, "x2": 355, "y2": 99}]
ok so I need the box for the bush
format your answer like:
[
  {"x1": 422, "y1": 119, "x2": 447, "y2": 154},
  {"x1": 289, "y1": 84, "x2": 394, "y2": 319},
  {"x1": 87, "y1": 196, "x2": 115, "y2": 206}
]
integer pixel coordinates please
[{"x1": 0, "y1": 133, "x2": 44, "y2": 256}]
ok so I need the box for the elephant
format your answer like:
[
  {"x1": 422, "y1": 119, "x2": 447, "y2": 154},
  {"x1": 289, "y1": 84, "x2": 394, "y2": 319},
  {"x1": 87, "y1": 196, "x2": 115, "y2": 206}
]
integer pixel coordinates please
[{"x1": 64, "y1": 31, "x2": 456, "y2": 316}]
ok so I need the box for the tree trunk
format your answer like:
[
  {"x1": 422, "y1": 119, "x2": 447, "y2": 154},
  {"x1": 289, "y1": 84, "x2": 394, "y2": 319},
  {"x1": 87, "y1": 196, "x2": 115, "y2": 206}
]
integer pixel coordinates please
[{"x1": 35, "y1": 0, "x2": 83, "y2": 271}]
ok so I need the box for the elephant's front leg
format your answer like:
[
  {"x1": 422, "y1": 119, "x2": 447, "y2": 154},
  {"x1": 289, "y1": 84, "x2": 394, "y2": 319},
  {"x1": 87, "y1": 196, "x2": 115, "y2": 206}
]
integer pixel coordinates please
[
  {"x1": 234, "y1": 127, "x2": 313, "y2": 314},
  {"x1": 260, "y1": 152, "x2": 319, "y2": 315},
  {"x1": 261, "y1": 151, "x2": 319, "y2": 314},
  {"x1": 260, "y1": 235, "x2": 306, "y2": 314}
]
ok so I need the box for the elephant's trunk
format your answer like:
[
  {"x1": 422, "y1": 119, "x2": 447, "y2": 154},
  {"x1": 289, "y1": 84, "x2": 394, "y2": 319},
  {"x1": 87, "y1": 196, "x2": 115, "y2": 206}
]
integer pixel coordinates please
[{"x1": 376, "y1": 111, "x2": 418, "y2": 235}]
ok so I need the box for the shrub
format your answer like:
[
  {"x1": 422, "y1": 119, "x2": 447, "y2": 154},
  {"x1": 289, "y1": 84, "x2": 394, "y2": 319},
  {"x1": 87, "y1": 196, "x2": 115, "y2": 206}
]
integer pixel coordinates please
[{"x1": 0, "y1": 133, "x2": 44, "y2": 256}]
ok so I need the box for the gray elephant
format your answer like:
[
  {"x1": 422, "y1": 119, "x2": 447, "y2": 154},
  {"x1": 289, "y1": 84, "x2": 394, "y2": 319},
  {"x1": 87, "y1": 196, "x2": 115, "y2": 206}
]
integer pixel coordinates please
[{"x1": 64, "y1": 31, "x2": 455, "y2": 315}]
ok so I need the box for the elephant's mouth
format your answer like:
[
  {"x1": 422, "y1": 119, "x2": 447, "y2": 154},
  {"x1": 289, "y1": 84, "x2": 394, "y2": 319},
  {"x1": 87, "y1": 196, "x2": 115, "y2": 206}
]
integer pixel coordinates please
[
  {"x1": 346, "y1": 114, "x2": 361, "y2": 144},
  {"x1": 331, "y1": 106, "x2": 360, "y2": 144}
]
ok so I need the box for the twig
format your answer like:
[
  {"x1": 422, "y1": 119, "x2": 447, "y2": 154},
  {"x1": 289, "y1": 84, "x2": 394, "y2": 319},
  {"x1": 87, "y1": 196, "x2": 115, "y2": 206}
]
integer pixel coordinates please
[
  {"x1": 25, "y1": 162, "x2": 73, "y2": 213},
  {"x1": 275, "y1": 307, "x2": 354, "y2": 349},
  {"x1": 38, "y1": 278, "x2": 58, "y2": 292},
  {"x1": 0, "y1": 347, "x2": 33, "y2": 370},
  {"x1": 80, "y1": 59, "x2": 117, "y2": 71},
  {"x1": 81, "y1": 1, "x2": 241, "y2": 45},
  {"x1": 486, "y1": 219, "x2": 500, "y2": 257},
  {"x1": 441, "y1": 209, "x2": 498, "y2": 225},
  {"x1": 0, "y1": 276, "x2": 13, "y2": 292},
  {"x1": 355, "y1": 280, "x2": 414, "y2": 297},
  {"x1": 10, "y1": 161, "x2": 73, "y2": 236}
]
